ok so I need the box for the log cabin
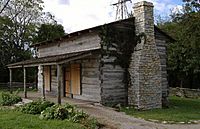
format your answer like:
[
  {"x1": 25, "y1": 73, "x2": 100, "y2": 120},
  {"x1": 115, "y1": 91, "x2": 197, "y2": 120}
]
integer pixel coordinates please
[{"x1": 7, "y1": 1, "x2": 173, "y2": 110}]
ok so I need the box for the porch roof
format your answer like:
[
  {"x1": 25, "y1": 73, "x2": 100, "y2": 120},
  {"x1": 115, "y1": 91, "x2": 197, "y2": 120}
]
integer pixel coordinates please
[{"x1": 7, "y1": 49, "x2": 99, "y2": 68}]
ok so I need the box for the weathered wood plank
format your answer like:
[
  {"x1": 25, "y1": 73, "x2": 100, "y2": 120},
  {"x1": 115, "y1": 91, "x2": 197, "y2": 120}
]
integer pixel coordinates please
[
  {"x1": 39, "y1": 33, "x2": 101, "y2": 57},
  {"x1": 9, "y1": 69, "x2": 12, "y2": 93},
  {"x1": 82, "y1": 77, "x2": 100, "y2": 84},
  {"x1": 24, "y1": 67, "x2": 27, "y2": 98},
  {"x1": 57, "y1": 64, "x2": 62, "y2": 104}
]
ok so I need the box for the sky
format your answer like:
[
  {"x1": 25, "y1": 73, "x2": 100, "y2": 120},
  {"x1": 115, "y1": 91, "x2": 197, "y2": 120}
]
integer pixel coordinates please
[{"x1": 43, "y1": 0, "x2": 183, "y2": 33}]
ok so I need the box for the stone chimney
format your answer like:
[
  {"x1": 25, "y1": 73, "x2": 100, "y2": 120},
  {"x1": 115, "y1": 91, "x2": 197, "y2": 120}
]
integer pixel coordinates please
[{"x1": 128, "y1": 1, "x2": 162, "y2": 110}]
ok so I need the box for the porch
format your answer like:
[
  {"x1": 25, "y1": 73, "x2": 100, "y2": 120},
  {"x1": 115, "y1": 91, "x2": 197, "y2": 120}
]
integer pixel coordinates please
[
  {"x1": 7, "y1": 50, "x2": 100, "y2": 104},
  {"x1": 18, "y1": 91, "x2": 96, "y2": 106}
]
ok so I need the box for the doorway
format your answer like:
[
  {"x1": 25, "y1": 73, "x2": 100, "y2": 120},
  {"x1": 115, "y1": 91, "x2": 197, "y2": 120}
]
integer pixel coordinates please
[
  {"x1": 65, "y1": 64, "x2": 81, "y2": 97},
  {"x1": 44, "y1": 66, "x2": 51, "y2": 91}
]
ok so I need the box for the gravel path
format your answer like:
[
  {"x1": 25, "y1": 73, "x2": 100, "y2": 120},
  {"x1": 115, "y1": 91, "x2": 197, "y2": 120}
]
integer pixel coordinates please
[{"x1": 19, "y1": 92, "x2": 200, "y2": 129}]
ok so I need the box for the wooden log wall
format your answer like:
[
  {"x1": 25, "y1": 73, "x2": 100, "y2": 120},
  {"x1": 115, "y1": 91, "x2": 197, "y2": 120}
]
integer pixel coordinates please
[
  {"x1": 100, "y1": 63, "x2": 126, "y2": 106},
  {"x1": 80, "y1": 54, "x2": 101, "y2": 102},
  {"x1": 50, "y1": 65, "x2": 59, "y2": 96},
  {"x1": 155, "y1": 30, "x2": 169, "y2": 102},
  {"x1": 99, "y1": 41, "x2": 127, "y2": 106},
  {"x1": 38, "y1": 54, "x2": 101, "y2": 102},
  {"x1": 38, "y1": 33, "x2": 101, "y2": 58}
]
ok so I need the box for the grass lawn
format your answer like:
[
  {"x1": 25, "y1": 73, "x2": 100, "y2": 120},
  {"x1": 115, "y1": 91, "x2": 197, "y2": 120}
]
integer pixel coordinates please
[
  {"x1": 121, "y1": 96, "x2": 200, "y2": 123},
  {"x1": 0, "y1": 91, "x2": 96, "y2": 129},
  {"x1": 0, "y1": 109, "x2": 84, "y2": 129}
]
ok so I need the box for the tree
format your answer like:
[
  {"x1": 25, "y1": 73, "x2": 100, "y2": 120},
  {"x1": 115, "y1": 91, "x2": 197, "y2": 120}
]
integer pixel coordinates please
[
  {"x1": 35, "y1": 23, "x2": 65, "y2": 43},
  {"x1": 0, "y1": 0, "x2": 11, "y2": 14},
  {"x1": 0, "y1": 0, "x2": 45, "y2": 62},
  {"x1": 0, "y1": 0, "x2": 44, "y2": 82},
  {"x1": 0, "y1": 0, "x2": 65, "y2": 82},
  {"x1": 158, "y1": 0, "x2": 200, "y2": 88}
]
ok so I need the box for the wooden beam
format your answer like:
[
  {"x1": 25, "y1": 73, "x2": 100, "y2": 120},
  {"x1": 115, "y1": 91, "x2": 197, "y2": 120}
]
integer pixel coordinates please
[
  {"x1": 23, "y1": 67, "x2": 27, "y2": 98},
  {"x1": 57, "y1": 64, "x2": 62, "y2": 104},
  {"x1": 42, "y1": 66, "x2": 45, "y2": 100},
  {"x1": 8, "y1": 65, "x2": 23, "y2": 69},
  {"x1": 8, "y1": 62, "x2": 57, "y2": 69},
  {"x1": 9, "y1": 69, "x2": 12, "y2": 93},
  {"x1": 24, "y1": 62, "x2": 57, "y2": 68},
  {"x1": 58, "y1": 53, "x2": 92, "y2": 65},
  {"x1": 35, "y1": 66, "x2": 38, "y2": 90}
]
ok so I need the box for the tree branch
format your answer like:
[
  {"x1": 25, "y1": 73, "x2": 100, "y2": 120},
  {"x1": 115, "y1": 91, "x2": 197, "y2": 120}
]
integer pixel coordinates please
[{"x1": 0, "y1": 0, "x2": 11, "y2": 14}]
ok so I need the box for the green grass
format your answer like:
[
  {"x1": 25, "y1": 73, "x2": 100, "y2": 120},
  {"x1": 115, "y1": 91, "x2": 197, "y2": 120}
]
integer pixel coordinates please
[
  {"x1": 0, "y1": 91, "x2": 97, "y2": 129},
  {"x1": 0, "y1": 109, "x2": 84, "y2": 129},
  {"x1": 121, "y1": 96, "x2": 200, "y2": 123}
]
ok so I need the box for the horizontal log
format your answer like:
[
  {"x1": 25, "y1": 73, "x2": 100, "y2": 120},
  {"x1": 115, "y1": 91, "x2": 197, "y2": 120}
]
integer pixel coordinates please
[
  {"x1": 102, "y1": 89, "x2": 126, "y2": 94},
  {"x1": 82, "y1": 84, "x2": 100, "y2": 88},
  {"x1": 103, "y1": 72, "x2": 124, "y2": 79},
  {"x1": 82, "y1": 77, "x2": 100, "y2": 84},
  {"x1": 82, "y1": 89, "x2": 101, "y2": 95},
  {"x1": 82, "y1": 61, "x2": 99, "y2": 68},
  {"x1": 39, "y1": 33, "x2": 101, "y2": 57},
  {"x1": 82, "y1": 67, "x2": 99, "y2": 72}
]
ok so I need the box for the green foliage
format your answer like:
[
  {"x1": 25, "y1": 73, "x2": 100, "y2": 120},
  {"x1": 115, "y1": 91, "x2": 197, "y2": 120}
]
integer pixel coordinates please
[
  {"x1": 99, "y1": 23, "x2": 135, "y2": 68},
  {"x1": 81, "y1": 118, "x2": 99, "y2": 129},
  {"x1": 0, "y1": 92, "x2": 22, "y2": 106},
  {"x1": 158, "y1": 0, "x2": 200, "y2": 88},
  {"x1": 0, "y1": 0, "x2": 43, "y2": 82},
  {"x1": 34, "y1": 23, "x2": 65, "y2": 43},
  {"x1": 19, "y1": 99, "x2": 54, "y2": 114},
  {"x1": 0, "y1": 94, "x2": 98, "y2": 129},
  {"x1": 99, "y1": 21, "x2": 147, "y2": 96},
  {"x1": 0, "y1": 0, "x2": 65, "y2": 82},
  {"x1": 40, "y1": 103, "x2": 88, "y2": 122},
  {"x1": 0, "y1": 109, "x2": 83, "y2": 129},
  {"x1": 121, "y1": 96, "x2": 200, "y2": 123}
]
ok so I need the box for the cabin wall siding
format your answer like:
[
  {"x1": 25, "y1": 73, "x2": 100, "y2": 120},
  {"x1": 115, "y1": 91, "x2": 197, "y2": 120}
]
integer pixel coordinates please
[
  {"x1": 38, "y1": 33, "x2": 101, "y2": 58},
  {"x1": 50, "y1": 65, "x2": 58, "y2": 96},
  {"x1": 77, "y1": 54, "x2": 101, "y2": 102},
  {"x1": 155, "y1": 30, "x2": 169, "y2": 103},
  {"x1": 100, "y1": 63, "x2": 126, "y2": 105},
  {"x1": 99, "y1": 26, "x2": 128, "y2": 105},
  {"x1": 37, "y1": 30, "x2": 168, "y2": 108},
  {"x1": 37, "y1": 54, "x2": 101, "y2": 102}
]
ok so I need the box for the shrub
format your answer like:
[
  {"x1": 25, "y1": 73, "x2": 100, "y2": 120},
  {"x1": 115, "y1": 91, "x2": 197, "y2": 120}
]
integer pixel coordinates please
[
  {"x1": 81, "y1": 118, "x2": 99, "y2": 129},
  {"x1": 20, "y1": 99, "x2": 54, "y2": 114},
  {"x1": 39, "y1": 103, "x2": 88, "y2": 122},
  {"x1": 0, "y1": 92, "x2": 22, "y2": 106}
]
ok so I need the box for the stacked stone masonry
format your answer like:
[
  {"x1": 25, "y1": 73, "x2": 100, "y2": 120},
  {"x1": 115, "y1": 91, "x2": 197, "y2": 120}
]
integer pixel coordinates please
[{"x1": 128, "y1": 1, "x2": 162, "y2": 110}]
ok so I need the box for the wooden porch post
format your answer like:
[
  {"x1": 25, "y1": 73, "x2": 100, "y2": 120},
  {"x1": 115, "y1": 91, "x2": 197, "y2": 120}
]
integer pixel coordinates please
[
  {"x1": 23, "y1": 67, "x2": 27, "y2": 98},
  {"x1": 57, "y1": 64, "x2": 62, "y2": 104},
  {"x1": 9, "y1": 68, "x2": 12, "y2": 93},
  {"x1": 42, "y1": 66, "x2": 45, "y2": 100}
]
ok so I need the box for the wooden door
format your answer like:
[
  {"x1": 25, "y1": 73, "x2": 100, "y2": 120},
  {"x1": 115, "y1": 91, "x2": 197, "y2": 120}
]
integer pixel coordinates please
[
  {"x1": 65, "y1": 67, "x2": 71, "y2": 96},
  {"x1": 65, "y1": 64, "x2": 81, "y2": 96},
  {"x1": 44, "y1": 66, "x2": 51, "y2": 91},
  {"x1": 71, "y1": 64, "x2": 81, "y2": 95}
]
